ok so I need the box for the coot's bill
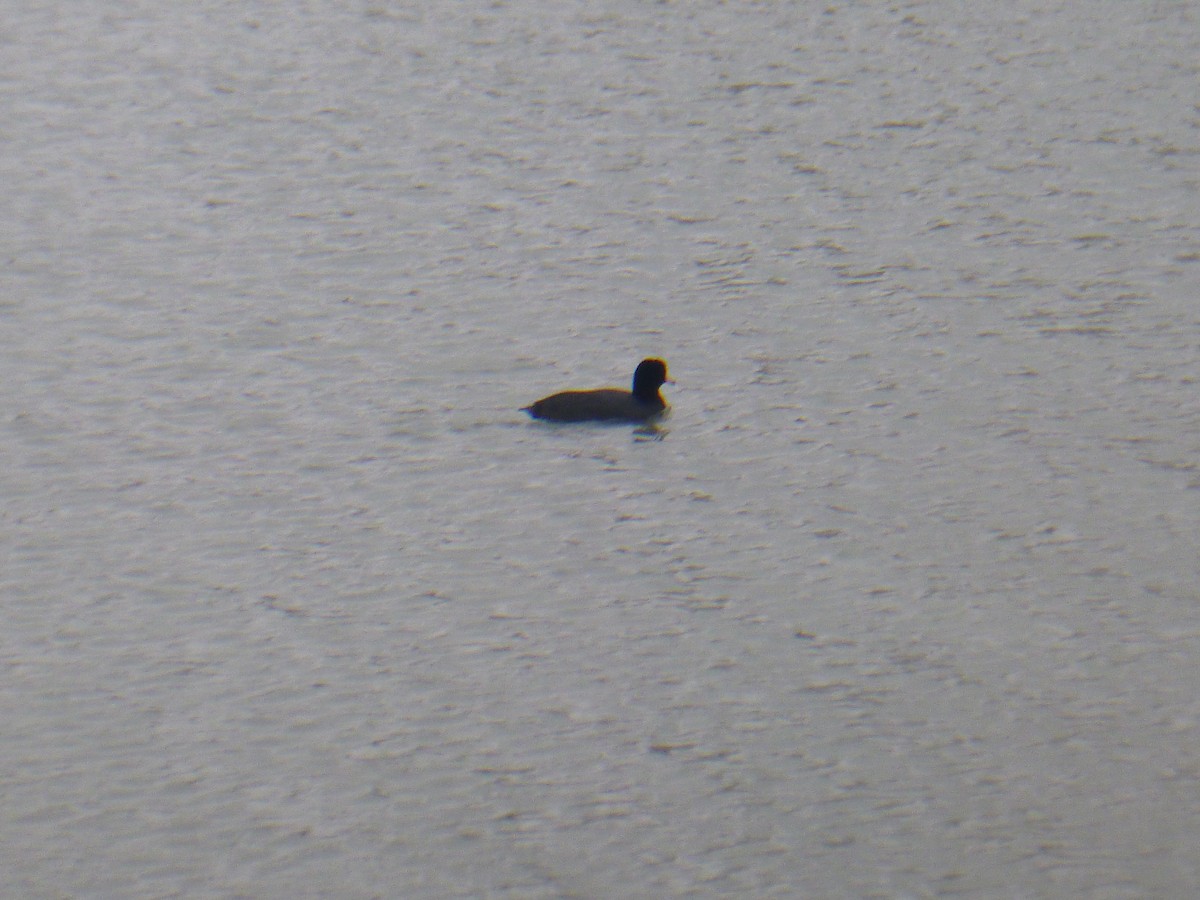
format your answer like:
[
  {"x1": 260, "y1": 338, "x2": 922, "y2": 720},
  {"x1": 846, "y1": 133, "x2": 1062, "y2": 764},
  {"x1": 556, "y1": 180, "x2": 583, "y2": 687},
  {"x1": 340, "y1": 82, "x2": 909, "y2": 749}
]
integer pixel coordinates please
[{"x1": 523, "y1": 358, "x2": 671, "y2": 423}]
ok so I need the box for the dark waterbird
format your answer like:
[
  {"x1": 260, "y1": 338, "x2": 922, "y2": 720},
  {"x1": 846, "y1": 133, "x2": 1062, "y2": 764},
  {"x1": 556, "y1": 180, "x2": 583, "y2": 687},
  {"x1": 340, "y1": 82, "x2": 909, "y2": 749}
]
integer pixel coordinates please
[{"x1": 523, "y1": 358, "x2": 672, "y2": 423}]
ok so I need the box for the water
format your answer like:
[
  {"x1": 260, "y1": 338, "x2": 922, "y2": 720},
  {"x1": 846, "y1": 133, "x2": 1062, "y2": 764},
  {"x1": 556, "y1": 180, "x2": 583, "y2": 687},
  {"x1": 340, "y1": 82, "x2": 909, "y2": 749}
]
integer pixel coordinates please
[{"x1": 3, "y1": 1, "x2": 1199, "y2": 896}]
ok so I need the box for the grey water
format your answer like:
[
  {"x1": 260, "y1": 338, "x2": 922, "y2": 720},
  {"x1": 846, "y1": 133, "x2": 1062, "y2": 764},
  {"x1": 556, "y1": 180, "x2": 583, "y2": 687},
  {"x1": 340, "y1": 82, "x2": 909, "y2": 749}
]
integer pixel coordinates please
[{"x1": 3, "y1": 1, "x2": 1199, "y2": 897}]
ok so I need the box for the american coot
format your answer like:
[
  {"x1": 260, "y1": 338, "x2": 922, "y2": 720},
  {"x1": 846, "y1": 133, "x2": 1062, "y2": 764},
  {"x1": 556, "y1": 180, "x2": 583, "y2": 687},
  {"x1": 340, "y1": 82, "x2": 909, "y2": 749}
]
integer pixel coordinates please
[{"x1": 523, "y1": 358, "x2": 672, "y2": 423}]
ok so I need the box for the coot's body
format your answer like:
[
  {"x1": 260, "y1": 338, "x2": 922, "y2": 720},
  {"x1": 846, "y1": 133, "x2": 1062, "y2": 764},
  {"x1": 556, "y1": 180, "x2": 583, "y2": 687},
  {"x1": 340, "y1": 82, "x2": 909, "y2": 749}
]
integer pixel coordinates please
[{"x1": 524, "y1": 359, "x2": 671, "y2": 423}]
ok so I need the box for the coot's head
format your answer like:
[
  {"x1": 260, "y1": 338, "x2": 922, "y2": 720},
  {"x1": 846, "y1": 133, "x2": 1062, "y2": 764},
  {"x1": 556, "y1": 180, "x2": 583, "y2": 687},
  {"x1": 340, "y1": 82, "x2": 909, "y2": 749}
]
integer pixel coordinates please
[{"x1": 632, "y1": 358, "x2": 671, "y2": 401}]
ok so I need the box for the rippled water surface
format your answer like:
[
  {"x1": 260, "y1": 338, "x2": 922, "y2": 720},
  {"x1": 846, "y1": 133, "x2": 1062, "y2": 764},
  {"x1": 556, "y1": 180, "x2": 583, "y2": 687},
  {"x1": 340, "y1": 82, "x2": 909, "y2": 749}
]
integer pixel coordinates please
[{"x1": 4, "y1": 1, "x2": 1199, "y2": 897}]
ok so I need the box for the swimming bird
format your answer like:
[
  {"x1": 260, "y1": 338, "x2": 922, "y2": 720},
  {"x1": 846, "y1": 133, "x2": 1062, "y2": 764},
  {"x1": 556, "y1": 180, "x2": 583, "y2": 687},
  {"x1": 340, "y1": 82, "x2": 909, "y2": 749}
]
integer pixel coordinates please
[{"x1": 523, "y1": 358, "x2": 672, "y2": 423}]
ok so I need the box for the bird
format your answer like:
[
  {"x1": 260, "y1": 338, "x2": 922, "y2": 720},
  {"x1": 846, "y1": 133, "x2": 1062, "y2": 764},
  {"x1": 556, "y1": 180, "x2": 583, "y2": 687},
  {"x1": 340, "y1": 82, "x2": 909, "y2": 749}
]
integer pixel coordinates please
[{"x1": 523, "y1": 358, "x2": 672, "y2": 423}]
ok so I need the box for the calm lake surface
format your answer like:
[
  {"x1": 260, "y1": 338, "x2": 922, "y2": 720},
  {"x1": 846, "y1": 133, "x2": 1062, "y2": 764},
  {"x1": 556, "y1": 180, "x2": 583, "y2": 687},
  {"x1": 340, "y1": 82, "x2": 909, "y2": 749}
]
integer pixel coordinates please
[{"x1": 3, "y1": 1, "x2": 1199, "y2": 897}]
